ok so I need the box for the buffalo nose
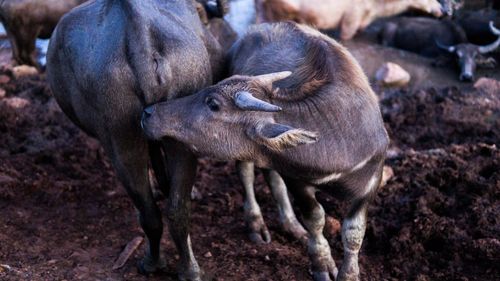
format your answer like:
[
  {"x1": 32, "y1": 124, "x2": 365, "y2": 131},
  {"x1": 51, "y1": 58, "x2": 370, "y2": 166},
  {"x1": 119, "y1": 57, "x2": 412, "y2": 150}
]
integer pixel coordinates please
[
  {"x1": 143, "y1": 106, "x2": 155, "y2": 117},
  {"x1": 460, "y1": 73, "x2": 473, "y2": 82}
]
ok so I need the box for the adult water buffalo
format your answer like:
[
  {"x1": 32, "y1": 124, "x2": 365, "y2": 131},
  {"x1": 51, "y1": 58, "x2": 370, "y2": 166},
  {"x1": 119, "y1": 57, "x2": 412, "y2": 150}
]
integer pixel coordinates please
[
  {"x1": 47, "y1": 0, "x2": 233, "y2": 279},
  {"x1": 142, "y1": 22, "x2": 389, "y2": 281},
  {"x1": 380, "y1": 17, "x2": 500, "y2": 81},
  {"x1": 0, "y1": 0, "x2": 87, "y2": 68},
  {"x1": 255, "y1": 0, "x2": 444, "y2": 40}
]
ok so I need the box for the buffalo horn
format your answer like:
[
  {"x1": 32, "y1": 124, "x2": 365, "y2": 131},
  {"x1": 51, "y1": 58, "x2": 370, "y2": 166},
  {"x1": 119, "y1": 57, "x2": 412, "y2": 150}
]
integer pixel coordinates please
[
  {"x1": 253, "y1": 71, "x2": 292, "y2": 87},
  {"x1": 234, "y1": 91, "x2": 282, "y2": 112},
  {"x1": 435, "y1": 39, "x2": 456, "y2": 53},
  {"x1": 478, "y1": 21, "x2": 500, "y2": 54}
]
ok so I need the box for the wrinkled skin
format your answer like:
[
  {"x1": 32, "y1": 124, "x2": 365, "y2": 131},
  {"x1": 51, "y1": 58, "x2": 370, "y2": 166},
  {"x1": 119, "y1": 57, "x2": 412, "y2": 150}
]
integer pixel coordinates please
[
  {"x1": 380, "y1": 17, "x2": 500, "y2": 81},
  {"x1": 47, "y1": 0, "x2": 233, "y2": 280},
  {"x1": 143, "y1": 22, "x2": 389, "y2": 281},
  {"x1": 255, "y1": 0, "x2": 443, "y2": 40},
  {"x1": 0, "y1": 0, "x2": 87, "y2": 68}
]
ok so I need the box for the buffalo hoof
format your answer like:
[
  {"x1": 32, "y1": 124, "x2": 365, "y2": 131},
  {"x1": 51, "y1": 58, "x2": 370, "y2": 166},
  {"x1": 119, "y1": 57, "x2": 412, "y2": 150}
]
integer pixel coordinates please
[
  {"x1": 179, "y1": 270, "x2": 212, "y2": 281},
  {"x1": 248, "y1": 226, "x2": 271, "y2": 244},
  {"x1": 247, "y1": 214, "x2": 271, "y2": 244},
  {"x1": 336, "y1": 270, "x2": 359, "y2": 281},
  {"x1": 310, "y1": 258, "x2": 338, "y2": 281},
  {"x1": 313, "y1": 271, "x2": 334, "y2": 281},
  {"x1": 282, "y1": 218, "x2": 308, "y2": 245},
  {"x1": 137, "y1": 254, "x2": 167, "y2": 275}
]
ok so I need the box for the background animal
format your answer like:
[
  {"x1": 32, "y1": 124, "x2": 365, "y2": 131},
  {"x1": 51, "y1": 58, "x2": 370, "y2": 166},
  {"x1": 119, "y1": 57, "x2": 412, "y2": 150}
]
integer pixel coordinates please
[
  {"x1": 0, "y1": 0, "x2": 87, "y2": 68},
  {"x1": 142, "y1": 22, "x2": 389, "y2": 281},
  {"x1": 255, "y1": 0, "x2": 444, "y2": 40},
  {"x1": 380, "y1": 17, "x2": 500, "y2": 81},
  {"x1": 457, "y1": 9, "x2": 500, "y2": 44},
  {"x1": 47, "y1": 0, "x2": 233, "y2": 280}
]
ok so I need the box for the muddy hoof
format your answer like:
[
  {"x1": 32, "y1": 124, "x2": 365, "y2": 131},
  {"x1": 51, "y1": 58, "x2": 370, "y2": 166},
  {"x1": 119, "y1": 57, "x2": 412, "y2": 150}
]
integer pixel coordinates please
[
  {"x1": 137, "y1": 254, "x2": 166, "y2": 275},
  {"x1": 313, "y1": 271, "x2": 333, "y2": 281},
  {"x1": 179, "y1": 270, "x2": 211, "y2": 281},
  {"x1": 336, "y1": 271, "x2": 359, "y2": 281},
  {"x1": 248, "y1": 227, "x2": 271, "y2": 244},
  {"x1": 282, "y1": 219, "x2": 308, "y2": 244}
]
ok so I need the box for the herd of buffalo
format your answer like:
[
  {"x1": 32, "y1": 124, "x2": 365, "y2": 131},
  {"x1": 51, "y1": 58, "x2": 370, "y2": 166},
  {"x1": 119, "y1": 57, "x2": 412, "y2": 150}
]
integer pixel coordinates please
[{"x1": 0, "y1": 0, "x2": 499, "y2": 280}]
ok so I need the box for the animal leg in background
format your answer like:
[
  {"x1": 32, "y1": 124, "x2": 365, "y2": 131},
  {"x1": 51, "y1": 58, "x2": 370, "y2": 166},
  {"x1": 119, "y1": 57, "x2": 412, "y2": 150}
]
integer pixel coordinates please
[
  {"x1": 148, "y1": 141, "x2": 169, "y2": 197},
  {"x1": 238, "y1": 162, "x2": 307, "y2": 243},
  {"x1": 263, "y1": 169, "x2": 307, "y2": 243},
  {"x1": 4, "y1": 22, "x2": 38, "y2": 67},
  {"x1": 339, "y1": 8, "x2": 363, "y2": 40},
  {"x1": 237, "y1": 161, "x2": 271, "y2": 243}
]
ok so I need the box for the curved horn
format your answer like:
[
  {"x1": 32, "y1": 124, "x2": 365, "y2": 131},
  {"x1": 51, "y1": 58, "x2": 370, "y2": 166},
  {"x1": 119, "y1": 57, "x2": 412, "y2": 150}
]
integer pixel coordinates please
[
  {"x1": 234, "y1": 91, "x2": 282, "y2": 112},
  {"x1": 479, "y1": 21, "x2": 500, "y2": 54},
  {"x1": 489, "y1": 21, "x2": 500, "y2": 35},
  {"x1": 435, "y1": 39, "x2": 456, "y2": 53},
  {"x1": 253, "y1": 71, "x2": 292, "y2": 87}
]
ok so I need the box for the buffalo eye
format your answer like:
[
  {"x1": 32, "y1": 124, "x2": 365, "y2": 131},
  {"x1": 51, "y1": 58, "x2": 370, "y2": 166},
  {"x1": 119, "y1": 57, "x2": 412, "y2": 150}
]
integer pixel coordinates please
[{"x1": 205, "y1": 97, "x2": 221, "y2": 112}]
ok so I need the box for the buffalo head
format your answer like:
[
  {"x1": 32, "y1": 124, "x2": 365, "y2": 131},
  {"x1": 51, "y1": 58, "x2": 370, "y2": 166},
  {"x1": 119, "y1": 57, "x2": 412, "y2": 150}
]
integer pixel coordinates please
[
  {"x1": 141, "y1": 71, "x2": 319, "y2": 161},
  {"x1": 436, "y1": 21, "x2": 500, "y2": 81}
]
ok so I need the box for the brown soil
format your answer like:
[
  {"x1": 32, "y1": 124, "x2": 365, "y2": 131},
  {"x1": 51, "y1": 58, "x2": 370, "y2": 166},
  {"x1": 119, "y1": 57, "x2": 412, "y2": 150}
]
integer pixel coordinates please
[{"x1": 0, "y1": 46, "x2": 499, "y2": 281}]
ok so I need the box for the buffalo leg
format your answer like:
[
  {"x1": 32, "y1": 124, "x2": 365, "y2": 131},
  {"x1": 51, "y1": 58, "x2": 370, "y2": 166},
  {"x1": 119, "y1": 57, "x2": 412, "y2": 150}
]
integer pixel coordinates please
[
  {"x1": 149, "y1": 141, "x2": 169, "y2": 197},
  {"x1": 103, "y1": 136, "x2": 165, "y2": 274},
  {"x1": 164, "y1": 139, "x2": 202, "y2": 281},
  {"x1": 285, "y1": 180, "x2": 338, "y2": 281},
  {"x1": 337, "y1": 203, "x2": 367, "y2": 281},
  {"x1": 337, "y1": 165, "x2": 382, "y2": 281},
  {"x1": 263, "y1": 169, "x2": 307, "y2": 243},
  {"x1": 237, "y1": 161, "x2": 271, "y2": 243},
  {"x1": 5, "y1": 24, "x2": 38, "y2": 67}
]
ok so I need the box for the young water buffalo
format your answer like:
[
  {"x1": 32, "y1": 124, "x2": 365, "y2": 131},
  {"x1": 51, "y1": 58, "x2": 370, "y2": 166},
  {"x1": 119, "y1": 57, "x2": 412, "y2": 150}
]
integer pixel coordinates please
[
  {"x1": 142, "y1": 22, "x2": 389, "y2": 281},
  {"x1": 380, "y1": 17, "x2": 500, "y2": 81},
  {"x1": 197, "y1": 0, "x2": 307, "y2": 245},
  {"x1": 255, "y1": 0, "x2": 443, "y2": 40},
  {"x1": 0, "y1": 0, "x2": 86, "y2": 68},
  {"x1": 47, "y1": 0, "x2": 233, "y2": 279}
]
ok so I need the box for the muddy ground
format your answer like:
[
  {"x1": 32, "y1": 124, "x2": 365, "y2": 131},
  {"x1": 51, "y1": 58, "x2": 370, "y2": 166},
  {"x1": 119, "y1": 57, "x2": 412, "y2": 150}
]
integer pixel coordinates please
[{"x1": 1, "y1": 15, "x2": 500, "y2": 281}]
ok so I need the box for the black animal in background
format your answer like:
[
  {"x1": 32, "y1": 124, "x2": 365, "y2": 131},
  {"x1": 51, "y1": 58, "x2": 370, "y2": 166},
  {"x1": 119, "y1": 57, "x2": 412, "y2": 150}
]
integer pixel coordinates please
[{"x1": 380, "y1": 17, "x2": 500, "y2": 81}]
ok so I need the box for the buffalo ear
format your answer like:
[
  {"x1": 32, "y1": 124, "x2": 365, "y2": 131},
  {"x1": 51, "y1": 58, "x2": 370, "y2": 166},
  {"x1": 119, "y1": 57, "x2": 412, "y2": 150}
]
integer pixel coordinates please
[{"x1": 249, "y1": 123, "x2": 319, "y2": 151}]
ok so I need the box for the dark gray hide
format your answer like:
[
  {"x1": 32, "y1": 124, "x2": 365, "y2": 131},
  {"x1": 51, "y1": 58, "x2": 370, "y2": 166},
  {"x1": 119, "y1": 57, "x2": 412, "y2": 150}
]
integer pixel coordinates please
[
  {"x1": 142, "y1": 22, "x2": 389, "y2": 281},
  {"x1": 380, "y1": 17, "x2": 500, "y2": 81},
  {"x1": 0, "y1": 0, "x2": 87, "y2": 68},
  {"x1": 457, "y1": 9, "x2": 500, "y2": 44},
  {"x1": 47, "y1": 0, "x2": 231, "y2": 280}
]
